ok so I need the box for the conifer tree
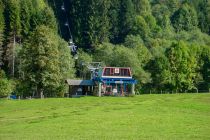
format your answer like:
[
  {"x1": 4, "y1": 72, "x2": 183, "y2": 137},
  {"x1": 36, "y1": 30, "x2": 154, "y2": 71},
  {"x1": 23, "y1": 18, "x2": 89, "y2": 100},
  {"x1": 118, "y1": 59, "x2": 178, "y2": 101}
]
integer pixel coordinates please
[
  {"x1": 20, "y1": 26, "x2": 61, "y2": 97},
  {"x1": 69, "y1": 0, "x2": 110, "y2": 48},
  {"x1": 0, "y1": 0, "x2": 5, "y2": 66},
  {"x1": 108, "y1": 0, "x2": 121, "y2": 43},
  {"x1": 4, "y1": 0, "x2": 21, "y2": 76},
  {"x1": 118, "y1": 0, "x2": 135, "y2": 43},
  {"x1": 20, "y1": 25, "x2": 74, "y2": 97},
  {"x1": 93, "y1": 0, "x2": 111, "y2": 44},
  {"x1": 68, "y1": 0, "x2": 82, "y2": 45},
  {"x1": 20, "y1": 0, "x2": 30, "y2": 37},
  {"x1": 31, "y1": 5, "x2": 57, "y2": 33}
]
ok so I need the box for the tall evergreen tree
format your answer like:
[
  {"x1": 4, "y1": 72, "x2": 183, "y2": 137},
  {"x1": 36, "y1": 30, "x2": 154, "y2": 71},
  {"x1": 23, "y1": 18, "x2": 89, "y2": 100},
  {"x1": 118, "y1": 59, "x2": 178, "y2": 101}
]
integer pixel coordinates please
[
  {"x1": 68, "y1": 0, "x2": 82, "y2": 44},
  {"x1": 0, "y1": 0, "x2": 5, "y2": 66},
  {"x1": 30, "y1": 5, "x2": 57, "y2": 32},
  {"x1": 20, "y1": 0, "x2": 31, "y2": 37},
  {"x1": 4, "y1": 0, "x2": 21, "y2": 76},
  {"x1": 93, "y1": 0, "x2": 111, "y2": 44},
  {"x1": 20, "y1": 26, "x2": 64, "y2": 97},
  {"x1": 108, "y1": 0, "x2": 121, "y2": 43},
  {"x1": 69, "y1": 0, "x2": 110, "y2": 49},
  {"x1": 118, "y1": 0, "x2": 135, "y2": 43}
]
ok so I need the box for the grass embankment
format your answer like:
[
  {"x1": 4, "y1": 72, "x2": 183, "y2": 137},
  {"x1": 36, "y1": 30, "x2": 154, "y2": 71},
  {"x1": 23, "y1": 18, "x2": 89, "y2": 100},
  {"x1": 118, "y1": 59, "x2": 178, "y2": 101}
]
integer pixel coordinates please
[{"x1": 0, "y1": 94, "x2": 210, "y2": 140}]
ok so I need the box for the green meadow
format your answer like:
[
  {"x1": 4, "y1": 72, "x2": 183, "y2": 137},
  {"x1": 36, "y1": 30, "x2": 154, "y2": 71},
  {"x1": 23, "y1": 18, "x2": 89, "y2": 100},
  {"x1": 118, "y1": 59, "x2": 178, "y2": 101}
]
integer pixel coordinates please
[{"x1": 0, "y1": 94, "x2": 210, "y2": 140}]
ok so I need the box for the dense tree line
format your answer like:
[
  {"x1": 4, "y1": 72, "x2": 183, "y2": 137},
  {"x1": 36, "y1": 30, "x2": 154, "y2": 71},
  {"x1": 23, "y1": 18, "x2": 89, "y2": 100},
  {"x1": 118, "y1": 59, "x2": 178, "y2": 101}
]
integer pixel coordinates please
[
  {"x1": 0, "y1": 0, "x2": 74, "y2": 97},
  {"x1": 0, "y1": 0, "x2": 210, "y2": 97}
]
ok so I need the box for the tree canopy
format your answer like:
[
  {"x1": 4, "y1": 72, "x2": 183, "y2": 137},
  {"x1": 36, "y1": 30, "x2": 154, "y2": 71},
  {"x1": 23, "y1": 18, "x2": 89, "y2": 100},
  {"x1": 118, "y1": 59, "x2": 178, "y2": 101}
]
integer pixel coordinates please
[{"x1": 0, "y1": 0, "x2": 209, "y2": 96}]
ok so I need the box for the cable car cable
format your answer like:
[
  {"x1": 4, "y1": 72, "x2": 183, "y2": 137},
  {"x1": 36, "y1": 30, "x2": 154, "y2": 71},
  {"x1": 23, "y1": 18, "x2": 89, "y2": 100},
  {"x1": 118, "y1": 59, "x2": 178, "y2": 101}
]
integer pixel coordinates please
[
  {"x1": 51, "y1": 0, "x2": 62, "y2": 35},
  {"x1": 61, "y1": 0, "x2": 78, "y2": 58},
  {"x1": 61, "y1": 1, "x2": 73, "y2": 42},
  {"x1": 51, "y1": 0, "x2": 78, "y2": 58}
]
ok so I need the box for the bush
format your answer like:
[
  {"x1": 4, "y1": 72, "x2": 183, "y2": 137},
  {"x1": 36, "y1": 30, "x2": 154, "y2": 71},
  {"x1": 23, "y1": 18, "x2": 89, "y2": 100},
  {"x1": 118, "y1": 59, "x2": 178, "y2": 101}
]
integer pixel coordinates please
[
  {"x1": 0, "y1": 78, "x2": 13, "y2": 98},
  {"x1": 15, "y1": 81, "x2": 32, "y2": 97}
]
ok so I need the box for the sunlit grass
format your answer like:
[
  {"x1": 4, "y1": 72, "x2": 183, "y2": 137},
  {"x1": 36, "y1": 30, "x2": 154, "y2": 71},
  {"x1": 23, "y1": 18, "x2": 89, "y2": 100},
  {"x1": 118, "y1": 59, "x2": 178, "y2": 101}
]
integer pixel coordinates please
[{"x1": 0, "y1": 94, "x2": 210, "y2": 140}]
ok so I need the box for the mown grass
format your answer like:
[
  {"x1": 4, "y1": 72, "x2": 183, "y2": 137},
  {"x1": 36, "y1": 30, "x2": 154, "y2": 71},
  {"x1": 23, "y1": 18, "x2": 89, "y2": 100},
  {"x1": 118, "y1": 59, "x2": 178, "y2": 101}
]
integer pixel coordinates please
[{"x1": 0, "y1": 94, "x2": 210, "y2": 140}]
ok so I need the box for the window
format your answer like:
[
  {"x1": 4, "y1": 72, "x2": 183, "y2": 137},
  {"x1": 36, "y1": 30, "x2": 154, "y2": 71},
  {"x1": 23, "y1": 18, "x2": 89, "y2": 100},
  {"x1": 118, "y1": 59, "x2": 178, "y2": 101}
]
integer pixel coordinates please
[
  {"x1": 104, "y1": 68, "x2": 110, "y2": 76},
  {"x1": 103, "y1": 68, "x2": 131, "y2": 77}
]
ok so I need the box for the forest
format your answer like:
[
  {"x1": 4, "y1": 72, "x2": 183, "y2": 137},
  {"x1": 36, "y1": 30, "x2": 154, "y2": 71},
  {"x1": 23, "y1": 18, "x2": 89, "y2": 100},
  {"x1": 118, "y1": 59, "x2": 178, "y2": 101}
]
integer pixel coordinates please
[{"x1": 0, "y1": 0, "x2": 210, "y2": 97}]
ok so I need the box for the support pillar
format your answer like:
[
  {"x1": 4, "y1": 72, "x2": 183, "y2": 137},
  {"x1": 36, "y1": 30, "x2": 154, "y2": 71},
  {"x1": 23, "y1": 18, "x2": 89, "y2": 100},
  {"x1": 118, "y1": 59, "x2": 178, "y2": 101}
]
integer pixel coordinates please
[
  {"x1": 131, "y1": 84, "x2": 135, "y2": 95},
  {"x1": 91, "y1": 86, "x2": 94, "y2": 95},
  {"x1": 98, "y1": 83, "x2": 102, "y2": 97}
]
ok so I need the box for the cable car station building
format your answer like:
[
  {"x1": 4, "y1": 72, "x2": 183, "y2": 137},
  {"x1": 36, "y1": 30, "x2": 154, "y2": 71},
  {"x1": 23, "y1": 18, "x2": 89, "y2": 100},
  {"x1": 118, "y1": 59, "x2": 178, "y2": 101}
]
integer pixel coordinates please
[{"x1": 66, "y1": 67, "x2": 137, "y2": 97}]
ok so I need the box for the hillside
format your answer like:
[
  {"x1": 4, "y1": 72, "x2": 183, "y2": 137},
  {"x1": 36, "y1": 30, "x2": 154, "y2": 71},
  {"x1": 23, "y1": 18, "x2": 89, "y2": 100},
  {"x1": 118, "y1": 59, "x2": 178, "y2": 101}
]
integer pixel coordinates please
[
  {"x1": 1, "y1": 94, "x2": 210, "y2": 139},
  {"x1": 0, "y1": 0, "x2": 210, "y2": 97}
]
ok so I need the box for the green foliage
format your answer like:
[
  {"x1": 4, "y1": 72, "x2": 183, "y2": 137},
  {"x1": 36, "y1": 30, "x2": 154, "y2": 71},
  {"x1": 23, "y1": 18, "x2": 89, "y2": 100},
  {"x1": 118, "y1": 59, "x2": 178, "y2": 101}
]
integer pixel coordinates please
[
  {"x1": 20, "y1": 0, "x2": 31, "y2": 37},
  {"x1": 94, "y1": 42, "x2": 152, "y2": 86},
  {"x1": 171, "y1": 4, "x2": 198, "y2": 32},
  {"x1": 175, "y1": 29, "x2": 210, "y2": 45},
  {"x1": 124, "y1": 35, "x2": 151, "y2": 66},
  {"x1": 0, "y1": 0, "x2": 210, "y2": 95},
  {"x1": 124, "y1": 35, "x2": 144, "y2": 48},
  {"x1": 58, "y1": 38, "x2": 75, "y2": 79},
  {"x1": 147, "y1": 41, "x2": 202, "y2": 92},
  {"x1": 132, "y1": 0, "x2": 151, "y2": 16},
  {"x1": 108, "y1": 0, "x2": 120, "y2": 43},
  {"x1": 131, "y1": 16, "x2": 150, "y2": 39},
  {"x1": 6, "y1": 0, "x2": 21, "y2": 37},
  {"x1": 30, "y1": 5, "x2": 57, "y2": 32},
  {"x1": 93, "y1": 42, "x2": 114, "y2": 65},
  {"x1": 152, "y1": 0, "x2": 179, "y2": 14},
  {"x1": 118, "y1": 0, "x2": 135, "y2": 42},
  {"x1": 0, "y1": 0, "x2": 4, "y2": 65},
  {"x1": 0, "y1": 70, "x2": 13, "y2": 97},
  {"x1": 3, "y1": 0, "x2": 21, "y2": 76},
  {"x1": 69, "y1": 0, "x2": 111, "y2": 48},
  {"x1": 19, "y1": 25, "x2": 73, "y2": 97},
  {"x1": 164, "y1": 41, "x2": 198, "y2": 91},
  {"x1": 147, "y1": 55, "x2": 170, "y2": 90},
  {"x1": 190, "y1": 0, "x2": 210, "y2": 34},
  {"x1": 76, "y1": 49, "x2": 93, "y2": 79},
  {"x1": 198, "y1": 45, "x2": 210, "y2": 90},
  {"x1": 15, "y1": 80, "x2": 31, "y2": 97},
  {"x1": 152, "y1": 4, "x2": 171, "y2": 28},
  {"x1": 0, "y1": 78, "x2": 13, "y2": 97}
]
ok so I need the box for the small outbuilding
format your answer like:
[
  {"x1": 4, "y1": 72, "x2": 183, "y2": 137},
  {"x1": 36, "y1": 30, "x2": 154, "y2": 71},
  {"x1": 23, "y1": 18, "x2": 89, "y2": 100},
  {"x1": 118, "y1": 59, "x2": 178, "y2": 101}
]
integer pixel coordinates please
[{"x1": 66, "y1": 80, "x2": 95, "y2": 96}]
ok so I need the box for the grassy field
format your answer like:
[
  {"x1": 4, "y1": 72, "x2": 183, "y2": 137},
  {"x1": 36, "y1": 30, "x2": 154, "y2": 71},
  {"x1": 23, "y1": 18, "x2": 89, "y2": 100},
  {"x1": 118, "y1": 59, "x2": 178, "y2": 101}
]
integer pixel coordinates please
[{"x1": 0, "y1": 94, "x2": 210, "y2": 140}]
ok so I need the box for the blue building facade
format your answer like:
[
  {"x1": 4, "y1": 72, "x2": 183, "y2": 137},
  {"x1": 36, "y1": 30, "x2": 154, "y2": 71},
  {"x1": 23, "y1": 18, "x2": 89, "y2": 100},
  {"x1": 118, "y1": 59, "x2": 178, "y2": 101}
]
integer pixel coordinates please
[{"x1": 93, "y1": 67, "x2": 137, "y2": 96}]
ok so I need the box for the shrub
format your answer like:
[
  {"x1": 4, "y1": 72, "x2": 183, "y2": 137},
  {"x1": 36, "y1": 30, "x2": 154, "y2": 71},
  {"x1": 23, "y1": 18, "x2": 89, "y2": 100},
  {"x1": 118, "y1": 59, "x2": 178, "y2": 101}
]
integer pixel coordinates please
[{"x1": 0, "y1": 70, "x2": 15, "y2": 98}]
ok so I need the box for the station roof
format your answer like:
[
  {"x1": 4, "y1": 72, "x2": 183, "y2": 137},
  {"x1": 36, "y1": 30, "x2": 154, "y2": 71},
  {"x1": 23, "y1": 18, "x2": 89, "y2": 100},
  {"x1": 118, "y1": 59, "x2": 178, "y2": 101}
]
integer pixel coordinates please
[{"x1": 66, "y1": 80, "x2": 95, "y2": 86}]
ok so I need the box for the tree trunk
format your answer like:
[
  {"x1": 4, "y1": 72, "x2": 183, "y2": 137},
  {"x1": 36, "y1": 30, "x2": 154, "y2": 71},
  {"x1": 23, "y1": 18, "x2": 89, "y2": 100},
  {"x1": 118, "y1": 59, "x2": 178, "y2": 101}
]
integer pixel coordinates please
[{"x1": 37, "y1": 84, "x2": 43, "y2": 98}]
